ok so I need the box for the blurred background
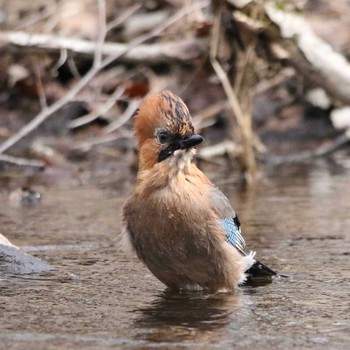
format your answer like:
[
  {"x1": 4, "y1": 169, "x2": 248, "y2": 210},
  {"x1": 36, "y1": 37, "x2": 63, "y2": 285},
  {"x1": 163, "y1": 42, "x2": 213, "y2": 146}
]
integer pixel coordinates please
[{"x1": 1, "y1": 0, "x2": 350, "y2": 196}]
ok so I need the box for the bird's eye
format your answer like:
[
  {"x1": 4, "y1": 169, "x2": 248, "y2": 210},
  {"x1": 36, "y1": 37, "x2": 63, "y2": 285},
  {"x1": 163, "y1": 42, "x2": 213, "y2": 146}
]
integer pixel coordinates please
[{"x1": 157, "y1": 131, "x2": 170, "y2": 144}]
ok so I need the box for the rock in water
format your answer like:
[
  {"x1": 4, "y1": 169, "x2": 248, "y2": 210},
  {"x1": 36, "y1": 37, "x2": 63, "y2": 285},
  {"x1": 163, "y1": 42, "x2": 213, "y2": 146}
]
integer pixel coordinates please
[{"x1": 0, "y1": 233, "x2": 52, "y2": 275}]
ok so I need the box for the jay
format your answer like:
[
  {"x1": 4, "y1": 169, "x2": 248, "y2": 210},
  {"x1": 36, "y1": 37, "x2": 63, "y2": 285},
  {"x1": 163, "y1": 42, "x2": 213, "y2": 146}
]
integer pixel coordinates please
[{"x1": 123, "y1": 90, "x2": 276, "y2": 291}]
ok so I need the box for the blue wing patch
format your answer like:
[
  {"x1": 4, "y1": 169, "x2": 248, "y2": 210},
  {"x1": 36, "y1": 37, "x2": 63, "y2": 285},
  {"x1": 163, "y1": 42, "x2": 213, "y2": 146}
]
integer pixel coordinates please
[{"x1": 218, "y1": 217, "x2": 246, "y2": 254}]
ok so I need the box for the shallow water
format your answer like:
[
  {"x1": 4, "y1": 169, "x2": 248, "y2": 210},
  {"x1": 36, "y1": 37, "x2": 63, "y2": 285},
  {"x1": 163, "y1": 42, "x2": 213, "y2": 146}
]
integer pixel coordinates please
[{"x1": 1, "y1": 158, "x2": 350, "y2": 349}]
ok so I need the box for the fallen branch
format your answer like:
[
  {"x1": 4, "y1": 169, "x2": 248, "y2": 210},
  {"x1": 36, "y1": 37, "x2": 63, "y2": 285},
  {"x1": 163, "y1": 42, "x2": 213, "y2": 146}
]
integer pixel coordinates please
[
  {"x1": 231, "y1": 1, "x2": 350, "y2": 106},
  {"x1": 265, "y1": 4, "x2": 350, "y2": 105},
  {"x1": 0, "y1": 32, "x2": 205, "y2": 64}
]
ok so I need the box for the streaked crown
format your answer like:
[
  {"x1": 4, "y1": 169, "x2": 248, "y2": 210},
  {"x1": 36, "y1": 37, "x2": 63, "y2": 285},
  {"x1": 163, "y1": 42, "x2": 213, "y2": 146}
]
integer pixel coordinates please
[{"x1": 135, "y1": 90, "x2": 194, "y2": 145}]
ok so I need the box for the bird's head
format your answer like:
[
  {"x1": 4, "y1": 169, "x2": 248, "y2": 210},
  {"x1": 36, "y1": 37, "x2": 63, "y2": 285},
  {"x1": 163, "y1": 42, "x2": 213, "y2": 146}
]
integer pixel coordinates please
[{"x1": 134, "y1": 90, "x2": 203, "y2": 171}]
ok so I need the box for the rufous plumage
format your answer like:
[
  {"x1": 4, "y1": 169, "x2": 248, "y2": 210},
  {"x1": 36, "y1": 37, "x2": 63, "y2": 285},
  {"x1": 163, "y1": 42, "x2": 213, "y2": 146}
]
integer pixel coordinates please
[{"x1": 122, "y1": 90, "x2": 276, "y2": 291}]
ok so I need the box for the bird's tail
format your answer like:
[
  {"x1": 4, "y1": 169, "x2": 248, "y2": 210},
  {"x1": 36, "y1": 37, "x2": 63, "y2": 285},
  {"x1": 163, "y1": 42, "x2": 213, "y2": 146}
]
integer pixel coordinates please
[{"x1": 246, "y1": 259, "x2": 277, "y2": 277}]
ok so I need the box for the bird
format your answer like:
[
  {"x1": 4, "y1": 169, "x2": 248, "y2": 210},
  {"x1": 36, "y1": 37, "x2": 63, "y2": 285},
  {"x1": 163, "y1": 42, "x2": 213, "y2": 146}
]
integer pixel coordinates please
[{"x1": 122, "y1": 90, "x2": 277, "y2": 292}]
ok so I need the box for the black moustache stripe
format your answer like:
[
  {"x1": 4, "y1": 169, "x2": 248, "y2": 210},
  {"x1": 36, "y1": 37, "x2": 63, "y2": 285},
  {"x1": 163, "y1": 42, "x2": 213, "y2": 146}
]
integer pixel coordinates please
[{"x1": 158, "y1": 141, "x2": 181, "y2": 162}]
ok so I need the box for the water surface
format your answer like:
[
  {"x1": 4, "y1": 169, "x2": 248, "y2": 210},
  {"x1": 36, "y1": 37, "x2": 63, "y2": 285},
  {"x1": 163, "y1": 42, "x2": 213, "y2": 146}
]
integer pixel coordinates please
[{"x1": 1, "y1": 158, "x2": 350, "y2": 349}]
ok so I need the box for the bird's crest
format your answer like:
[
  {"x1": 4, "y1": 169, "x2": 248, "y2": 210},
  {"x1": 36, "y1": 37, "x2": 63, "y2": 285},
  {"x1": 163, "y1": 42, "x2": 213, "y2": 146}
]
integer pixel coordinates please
[{"x1": 134, "y1": 90, "x2": 194, "y2": 145}]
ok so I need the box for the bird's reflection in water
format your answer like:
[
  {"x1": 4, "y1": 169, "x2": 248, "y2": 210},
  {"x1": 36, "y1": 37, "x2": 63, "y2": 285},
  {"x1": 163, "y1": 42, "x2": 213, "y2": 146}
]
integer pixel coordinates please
[
  {"x1": 133, "y1": 289, "x2": 243, "y2": 344},
  {"x1": 245, "y1": 275, "x2": 275, "y2": 288}
]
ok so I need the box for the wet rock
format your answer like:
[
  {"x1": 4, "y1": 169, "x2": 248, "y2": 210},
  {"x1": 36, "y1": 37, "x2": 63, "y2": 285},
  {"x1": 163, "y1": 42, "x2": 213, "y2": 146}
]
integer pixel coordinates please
[{"x1": 0, "y1": 233, "x2": 52, "y2": 275}]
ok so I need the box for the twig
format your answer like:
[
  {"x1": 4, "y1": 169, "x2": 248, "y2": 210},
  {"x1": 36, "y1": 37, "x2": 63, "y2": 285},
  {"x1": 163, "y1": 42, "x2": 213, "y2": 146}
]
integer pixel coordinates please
[
  {"x1": 33, "y1": 64, "x2": 47, "y2": 110},
  {"x1": 106, "y1": 4, "x2": 142, "y2": 31},
  {"x1": 192, "y1": 100, "x2": 229, "y2": 129},
  {"x1": 0, "y1": 3, "x2": 206, "y2": 155},
  {"x1": 104, "y1": 99, "x2": 140, "y2": 134},
  {"x1": 266, "y1": 132, "x2": 350, "y2": 165},
  {"x1": 74, "y1": 130, "x2": 133, "y2": 151},
  {"x1": 68, "y1": 87, "x2": 124, "y2": 129},
  {"x1": 210, "y1": 11, "x2": 245, "y2": 126},
  {"x1": 198, "y1": 140, "x2": 240, "y2": 159},
  {"x1": 70, "y1": 97, "x2": 139, "y2": 148},
  {"x1": 0, "y1": 154, "x2": 45, "y2": 168},
  {"x1": 253, "y1": 68, "x2": 295, "y2": 96},
  {"x1": 51, "y1": 48, "x2": 68, "y2": 73},
  {"x1": 67, "y1": 56, "x2": 81, "y2": 79},
  {"x1": 94, "y1": 0, "x2": 107, "y2": 69}
]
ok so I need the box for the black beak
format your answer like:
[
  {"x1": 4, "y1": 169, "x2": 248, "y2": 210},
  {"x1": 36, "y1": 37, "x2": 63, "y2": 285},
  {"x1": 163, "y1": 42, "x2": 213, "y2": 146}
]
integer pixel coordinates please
[{"x1": 179, "y1": 134, "x2": 204, "y2": 150}]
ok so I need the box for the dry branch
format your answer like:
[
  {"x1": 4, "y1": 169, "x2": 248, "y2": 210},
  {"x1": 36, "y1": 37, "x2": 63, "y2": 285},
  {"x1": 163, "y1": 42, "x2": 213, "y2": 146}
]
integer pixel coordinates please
[
  {"x1": 0, "y1": 0, "x2": 109, "y2": 155},
  {"x1": 0, "y1": 31, "x2": 205, "y2": 64},
  {"x1": 0, "y1": 154, "x2": 45, "y2": 168}
]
